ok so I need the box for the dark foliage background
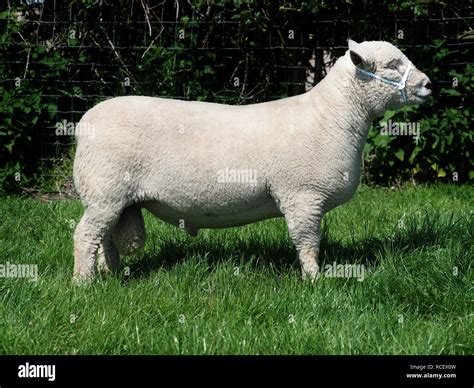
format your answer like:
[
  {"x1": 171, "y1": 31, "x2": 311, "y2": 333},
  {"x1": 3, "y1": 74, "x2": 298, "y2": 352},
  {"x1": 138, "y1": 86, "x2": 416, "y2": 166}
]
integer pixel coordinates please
[{"x1": 0, "y1": 0, "x2": 472, "y2": 194}]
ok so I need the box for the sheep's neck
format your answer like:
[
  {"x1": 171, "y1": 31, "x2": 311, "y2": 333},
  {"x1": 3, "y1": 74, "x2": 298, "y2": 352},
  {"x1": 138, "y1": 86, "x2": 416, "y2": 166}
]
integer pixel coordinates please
[{"x1": 308, "y1": 58, "x2": 373, "y2": 150}]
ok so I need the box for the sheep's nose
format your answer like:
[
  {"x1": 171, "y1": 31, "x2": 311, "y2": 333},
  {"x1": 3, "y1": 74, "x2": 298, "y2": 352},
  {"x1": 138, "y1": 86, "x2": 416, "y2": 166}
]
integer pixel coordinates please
[{"x1": 423, "y1": 79, "x2": 433, "y2": 96}]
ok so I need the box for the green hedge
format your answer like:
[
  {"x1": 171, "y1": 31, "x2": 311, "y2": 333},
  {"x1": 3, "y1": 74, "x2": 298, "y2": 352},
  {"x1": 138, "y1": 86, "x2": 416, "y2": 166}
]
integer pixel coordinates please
[{"x1": 0, "y1": 0, "x2": 472, "y2": 194}]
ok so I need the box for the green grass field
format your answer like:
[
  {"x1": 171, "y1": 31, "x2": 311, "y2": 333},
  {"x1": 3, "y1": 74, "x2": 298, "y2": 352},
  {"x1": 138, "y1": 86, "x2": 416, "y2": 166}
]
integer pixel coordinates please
[{"x1": 0, "y1": 184, "x2": 472, "y2": 355}]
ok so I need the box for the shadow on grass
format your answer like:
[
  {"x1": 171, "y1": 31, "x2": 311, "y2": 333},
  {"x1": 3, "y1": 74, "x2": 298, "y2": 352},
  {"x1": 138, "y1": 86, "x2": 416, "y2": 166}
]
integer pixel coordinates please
[
  {"x1": 124, "y1": 235, "x2": 296, "y2": 282},
  {"x1": 124, "y1": 211, "x2": 456, "y2": 281}
]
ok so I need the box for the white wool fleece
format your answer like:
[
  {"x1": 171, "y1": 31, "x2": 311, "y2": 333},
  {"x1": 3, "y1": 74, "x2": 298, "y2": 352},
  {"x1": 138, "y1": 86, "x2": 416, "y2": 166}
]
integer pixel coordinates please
[{"x1": 72, "y1": 40, "x2": 432, "y2": 282}]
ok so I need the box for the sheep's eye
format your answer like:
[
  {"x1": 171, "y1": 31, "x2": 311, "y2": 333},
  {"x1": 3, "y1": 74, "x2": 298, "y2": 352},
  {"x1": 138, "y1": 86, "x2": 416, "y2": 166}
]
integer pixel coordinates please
[{"x1": 387, "y1": 63, "x2": 398, "y2": 70}]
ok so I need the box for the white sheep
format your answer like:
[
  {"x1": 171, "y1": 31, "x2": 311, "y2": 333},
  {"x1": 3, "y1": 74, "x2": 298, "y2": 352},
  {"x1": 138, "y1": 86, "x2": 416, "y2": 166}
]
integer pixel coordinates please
[{"x1": 72, "y1": 40, "x2": 432, "y2": 282}]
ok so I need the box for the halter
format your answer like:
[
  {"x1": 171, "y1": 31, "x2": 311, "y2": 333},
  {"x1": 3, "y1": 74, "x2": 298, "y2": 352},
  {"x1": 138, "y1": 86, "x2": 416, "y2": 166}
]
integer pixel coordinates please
[{"x1": 356, "y1": 63, "x2": 412, "y2": 103}]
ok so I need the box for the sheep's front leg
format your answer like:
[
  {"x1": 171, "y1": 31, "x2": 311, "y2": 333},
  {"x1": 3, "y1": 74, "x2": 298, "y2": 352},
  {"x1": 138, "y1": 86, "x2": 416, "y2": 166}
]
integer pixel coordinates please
[
  {"x1": 279, "y1": 191, "x2": 325, "y2": 281},
  {"x1": 297, "y1": 246, "x2": 320, "y2": 281}
]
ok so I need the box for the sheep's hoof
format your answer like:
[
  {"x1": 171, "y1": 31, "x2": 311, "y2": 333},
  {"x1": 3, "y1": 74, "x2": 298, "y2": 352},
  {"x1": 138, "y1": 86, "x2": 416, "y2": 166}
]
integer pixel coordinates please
[
  {"x1": 72, "y1": 272, "x2": 95, "y2": 286},
  {"x1": 97, "y1": 261, "x2": 118, "y2": 276},
  {"x1": 185, "y1": 226, "x2": 199, "y2": 237},
  {"x1": 97, "y1": 248, "x2": 120, "y2": 276},
  {"x1": 301, "y1": 269, "x2": 320, "y2": 283}
]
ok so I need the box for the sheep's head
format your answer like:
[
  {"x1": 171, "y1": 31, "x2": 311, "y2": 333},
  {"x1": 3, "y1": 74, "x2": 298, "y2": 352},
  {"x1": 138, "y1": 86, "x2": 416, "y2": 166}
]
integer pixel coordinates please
[{"x1": 347, "y1": 39, "x2": 432, "y2": 117}]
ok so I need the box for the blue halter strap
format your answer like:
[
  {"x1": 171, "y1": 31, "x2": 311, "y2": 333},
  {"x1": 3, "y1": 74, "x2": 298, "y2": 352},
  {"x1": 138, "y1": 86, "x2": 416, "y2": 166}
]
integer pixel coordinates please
[{"x1": 356, "y1": 63, "x2": 413, "y2": 103}]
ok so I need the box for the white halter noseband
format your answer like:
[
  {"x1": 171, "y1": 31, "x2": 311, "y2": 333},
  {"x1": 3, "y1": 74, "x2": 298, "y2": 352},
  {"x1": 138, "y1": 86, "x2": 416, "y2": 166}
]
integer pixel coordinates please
[{"x1": 356, "y1": 63, "x2": 412, "y2": 103}]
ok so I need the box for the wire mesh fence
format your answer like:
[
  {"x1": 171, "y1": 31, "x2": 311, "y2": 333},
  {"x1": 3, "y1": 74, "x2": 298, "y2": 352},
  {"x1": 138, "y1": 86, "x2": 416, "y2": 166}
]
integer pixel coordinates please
[{"x1": 1, "y1": 1, "x2": 473, "y2": 191}]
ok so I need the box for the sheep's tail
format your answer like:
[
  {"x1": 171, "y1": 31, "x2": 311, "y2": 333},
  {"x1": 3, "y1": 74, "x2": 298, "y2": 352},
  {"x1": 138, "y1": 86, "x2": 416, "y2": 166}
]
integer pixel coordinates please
[{"x1": 112, "y1": 205, "x2": 146, "y2": 255}]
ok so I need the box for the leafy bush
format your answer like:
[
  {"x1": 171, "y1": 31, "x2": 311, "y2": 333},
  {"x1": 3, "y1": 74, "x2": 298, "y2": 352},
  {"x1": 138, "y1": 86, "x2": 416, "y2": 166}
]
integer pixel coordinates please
[
  {"x1": 365, "y1": 40, "x2": 473, "y2": 184},
  {"x1": 0, "y1": 0, "x2": 472, "y2": 194},
  {"x1": 0, "y1": 7, "x2": 69, "y2": 193}
]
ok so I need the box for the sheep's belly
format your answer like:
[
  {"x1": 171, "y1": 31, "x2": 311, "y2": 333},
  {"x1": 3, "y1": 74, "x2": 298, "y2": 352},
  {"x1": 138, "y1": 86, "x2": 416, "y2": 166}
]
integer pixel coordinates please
[{"x1": 140, "y1": 198, "x2": 281, "y2": 229}]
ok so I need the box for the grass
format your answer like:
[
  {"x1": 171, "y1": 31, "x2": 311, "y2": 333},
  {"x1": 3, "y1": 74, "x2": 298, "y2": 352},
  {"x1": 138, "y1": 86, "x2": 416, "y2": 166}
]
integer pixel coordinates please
[{"x1": 0, "y1": 184, "x2": 472, "y2": 355}]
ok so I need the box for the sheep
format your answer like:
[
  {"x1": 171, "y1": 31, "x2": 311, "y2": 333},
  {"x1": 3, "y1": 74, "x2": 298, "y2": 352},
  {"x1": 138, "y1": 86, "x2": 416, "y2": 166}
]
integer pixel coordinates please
[{"x1": 72, "y1": 39, "x2": 432, "y2": 283}]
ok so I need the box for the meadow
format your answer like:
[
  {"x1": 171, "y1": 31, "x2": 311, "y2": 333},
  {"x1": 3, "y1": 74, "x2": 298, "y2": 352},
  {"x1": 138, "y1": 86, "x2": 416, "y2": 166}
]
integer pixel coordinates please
[{"x1": 0, "y1": 184, "x2": 472, "y2": 355}]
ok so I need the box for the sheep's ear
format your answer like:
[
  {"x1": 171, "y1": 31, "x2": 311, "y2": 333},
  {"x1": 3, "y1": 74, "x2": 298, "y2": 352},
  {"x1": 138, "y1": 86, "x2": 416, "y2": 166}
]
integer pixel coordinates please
[
  {"x1": 349, "y1": 50, "x2": 367, "y2": 69},
  {"x1": 348, "y1": 39, "x2": 359, "y2": 50}
]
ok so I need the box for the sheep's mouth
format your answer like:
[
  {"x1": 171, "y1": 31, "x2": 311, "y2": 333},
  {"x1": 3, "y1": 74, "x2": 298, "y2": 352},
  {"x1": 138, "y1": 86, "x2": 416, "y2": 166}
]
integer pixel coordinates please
[
  {"x1": 414, "y1": 86, "x2": 432, "y2": 100},
  {"x1": 413, "y1": 91, "x2": 431, "y2": 102}
]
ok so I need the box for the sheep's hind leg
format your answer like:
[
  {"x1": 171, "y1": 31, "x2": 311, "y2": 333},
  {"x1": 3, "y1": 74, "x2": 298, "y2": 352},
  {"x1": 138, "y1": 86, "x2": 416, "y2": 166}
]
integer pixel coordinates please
[
  {"x1": 97, "y1": 233, "x2": 120, "y2": 275},
  {"x1": 73, "y1": 205, "x2": 122, "y2": 284}
]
